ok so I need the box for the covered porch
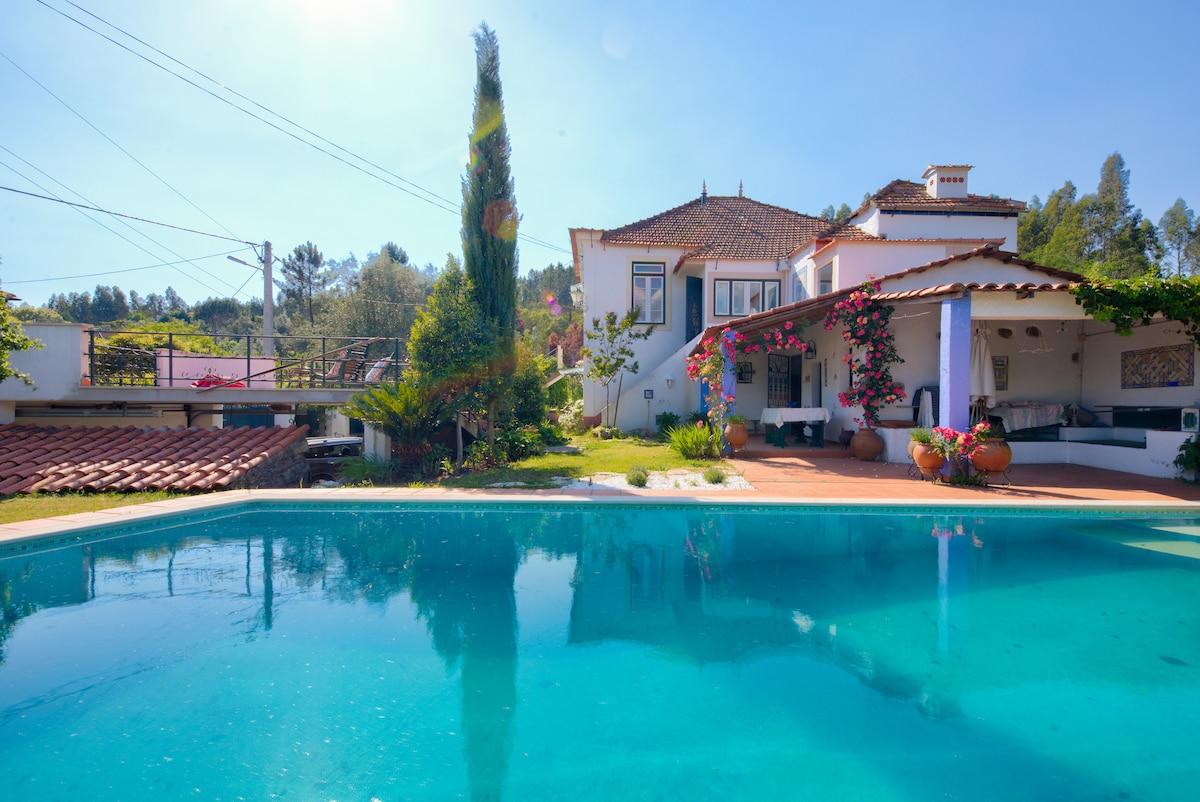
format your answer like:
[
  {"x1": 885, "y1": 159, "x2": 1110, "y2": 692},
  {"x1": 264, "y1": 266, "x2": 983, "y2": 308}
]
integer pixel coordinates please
[{"x1": 701, "y1": 250, "x2": 1200, "y2": 479}]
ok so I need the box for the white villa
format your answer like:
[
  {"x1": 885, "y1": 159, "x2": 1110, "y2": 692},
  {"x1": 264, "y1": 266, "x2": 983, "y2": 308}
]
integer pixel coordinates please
[{"x1": 569, "y1": 164, "x2": 1198, "y2": 478}]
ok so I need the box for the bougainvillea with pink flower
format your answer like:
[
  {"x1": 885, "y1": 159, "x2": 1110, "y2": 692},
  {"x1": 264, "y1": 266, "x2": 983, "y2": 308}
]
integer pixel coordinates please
[
  {"x1": 822, "y1": 280, "x2": 905, "y2": 427},
  {"x1": 685, "y1": 328, "x2": 738, "y2": 433},
  {"x1": 685, "y1": 322, "x2": 811, "y2": 429},
  {"x1": 928, "y1": 421, "x2": 993, "y2": 460}
]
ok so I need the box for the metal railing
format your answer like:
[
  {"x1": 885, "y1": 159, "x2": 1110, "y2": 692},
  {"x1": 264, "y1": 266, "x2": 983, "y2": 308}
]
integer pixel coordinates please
[{"x1": 85, "y1": 330, "x2": 407, "y2": 389}]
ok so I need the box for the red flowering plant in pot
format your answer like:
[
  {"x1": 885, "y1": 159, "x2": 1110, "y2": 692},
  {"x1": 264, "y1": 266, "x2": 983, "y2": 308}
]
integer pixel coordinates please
[
  {"x1": 928, "y1": 421, "x2": 995, "y2": 483},
  {"x1": 822, "y1": 280, "x2": 905, "y2": 445}
]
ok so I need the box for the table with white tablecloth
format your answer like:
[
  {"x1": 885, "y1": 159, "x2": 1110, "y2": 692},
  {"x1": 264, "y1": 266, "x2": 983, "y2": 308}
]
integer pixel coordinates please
[
  {"x1": 760, "y1": 407, "x2": 831, "y2": 447},
  {"x1": 989, "y1": 402, "x2": 1064, "y2": 433}
]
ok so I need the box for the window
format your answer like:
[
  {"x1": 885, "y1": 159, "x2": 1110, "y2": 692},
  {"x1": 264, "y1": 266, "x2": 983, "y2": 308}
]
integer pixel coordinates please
[
  {"x1": 817, "y1": 264, "x2": 833, "y2": 296},
  {"x1": 713, "y1": 279, "x2": 781, "y2": 317},
  {"x1": 632, "y1": 262, "x2": 665, "y2": 324}
]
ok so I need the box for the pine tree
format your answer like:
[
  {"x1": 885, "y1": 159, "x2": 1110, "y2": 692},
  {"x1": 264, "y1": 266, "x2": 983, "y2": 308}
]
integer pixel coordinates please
[{"x1": 280, "y1": 241, "x2": 329, "y2": 326}]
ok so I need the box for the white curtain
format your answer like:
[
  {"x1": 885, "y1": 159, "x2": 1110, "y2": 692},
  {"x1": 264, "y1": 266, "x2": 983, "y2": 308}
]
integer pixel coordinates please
[{"x1": 969, "y1": 327, "x2": 996, "y2": 421}]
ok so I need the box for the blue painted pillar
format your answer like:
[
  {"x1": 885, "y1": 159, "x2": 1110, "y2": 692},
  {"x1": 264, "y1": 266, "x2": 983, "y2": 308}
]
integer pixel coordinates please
[
  {"x1": 722, "y1": 330, "x2": 737, "y2": 415},
  {"x1": 939, "y1": 296, "x2": 971, "y2": 430}
]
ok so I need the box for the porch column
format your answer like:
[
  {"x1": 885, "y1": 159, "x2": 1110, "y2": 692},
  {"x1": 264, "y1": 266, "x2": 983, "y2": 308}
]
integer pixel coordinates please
[
  {"x1": 939, "y1": 295, "x2": 971, "y2": 430},
  {"x1": 722, "y1": 330, "x2": 737, "y2": 414}
]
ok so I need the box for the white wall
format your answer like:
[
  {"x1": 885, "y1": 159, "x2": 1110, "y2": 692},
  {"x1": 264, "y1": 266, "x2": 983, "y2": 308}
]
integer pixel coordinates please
[
  {"x1": 1080, "y1": 323, "x2": 1200, "y2": 410},
  {"x1": 575, "y1": 238, "x2": 688, "y2": 422},
  {"x1": 833, "y1": 242, "x2": 970, "y2": 291},
  {"x1": 871, "y1": 211, "x2": 1017, "y2": 245},
  {"x1": 0, "y1": 322, "x2": 87, "y2": 401}
]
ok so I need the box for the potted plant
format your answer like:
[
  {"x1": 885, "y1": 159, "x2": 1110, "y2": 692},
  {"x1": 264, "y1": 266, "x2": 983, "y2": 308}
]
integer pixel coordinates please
[
  {"x1": 724, "y1": 412, "x2": 750, "y2": 452},
  {"x1": 969, "y1": 421, "x2": 1011, "y2": 475},
  {"x1": 919, "y1": 421, "x2": 999, "y2": 483},
  {"x1": 909, "y1": 427, "x2": 943, "y2": 476},
  {"x1": 1175, "y1": 435, "x2": 1200, "y2": 482},
  {"x1": 822, "y1": 281, "x2": 905, "y2": 461}
]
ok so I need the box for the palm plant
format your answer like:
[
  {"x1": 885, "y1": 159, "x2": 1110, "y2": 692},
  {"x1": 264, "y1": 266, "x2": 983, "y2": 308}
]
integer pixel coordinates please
[{"x1": 342, "y1": 374, "x2": 450, "y2": 458}]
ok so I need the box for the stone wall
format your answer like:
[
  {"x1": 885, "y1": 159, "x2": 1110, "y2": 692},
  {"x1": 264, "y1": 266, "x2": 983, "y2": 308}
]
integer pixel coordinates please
[{"x1": 231, "y1": 437, "x2": 308, "y2": 489}]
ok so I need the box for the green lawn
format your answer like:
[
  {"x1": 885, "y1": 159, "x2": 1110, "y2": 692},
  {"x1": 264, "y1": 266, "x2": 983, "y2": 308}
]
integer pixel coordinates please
[
  {"x1": 440, "y1": 434, "x2": 734, "y2": 488},
  {"x1": 0, "y1": 491, "x2": 179, "y2": 525}
]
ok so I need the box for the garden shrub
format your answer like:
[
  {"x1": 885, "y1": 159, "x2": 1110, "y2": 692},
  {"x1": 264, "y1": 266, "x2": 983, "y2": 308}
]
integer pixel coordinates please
[
  {"x1": 537, "y1": 421, "x2": 568, "y2": 446},
  {"x1": 702, "y1": 466, "x2": 726, "y2": 484},
  {"x1": 665, "y1": 424, "x2": 718, "y2": 460},
  {"x1": 558, "y1": 399, "x2": 587, "y2": 435},
  {"x1": 337, "y1": 455, "x2": 401, "y2": 485},
  {"x1": 655, "y1": 411, "x2": 681, "y2": 438},
  {"x1": 498, "y1": 425, "x2": 544, "y2": 462},
  {"x1": 626, "y1": 467, "x2": 649, "y2": 487}
]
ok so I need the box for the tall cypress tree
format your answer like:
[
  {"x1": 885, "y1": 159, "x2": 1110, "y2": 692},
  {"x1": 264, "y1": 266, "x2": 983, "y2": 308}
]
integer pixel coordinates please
[
  {"x1": 462, "y1": 22, "x2": 518, "y2": 352},
  {"x1": 461, "y1": 22, "x2": 518, "y2": 448}
]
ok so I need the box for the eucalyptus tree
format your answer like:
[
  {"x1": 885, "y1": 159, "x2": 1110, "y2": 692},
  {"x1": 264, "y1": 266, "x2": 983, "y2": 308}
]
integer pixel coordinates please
[{"x1": 1159, "y1": 198, "x2": 1198, "y2": 277}]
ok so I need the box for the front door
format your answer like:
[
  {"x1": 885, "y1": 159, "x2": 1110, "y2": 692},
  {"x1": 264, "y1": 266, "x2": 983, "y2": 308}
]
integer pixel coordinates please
[
  {"x1": 686, "y1": 277, "x2": 703, "y2": 342},
  {"x1": 789, "y1": 356, "x2": 805, "y2": 405}
]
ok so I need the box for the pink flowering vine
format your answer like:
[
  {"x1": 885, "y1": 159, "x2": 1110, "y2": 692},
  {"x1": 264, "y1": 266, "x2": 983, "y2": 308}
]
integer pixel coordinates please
[{"x1": 823, "y1": 280, "x2": 905, "y2": 427}]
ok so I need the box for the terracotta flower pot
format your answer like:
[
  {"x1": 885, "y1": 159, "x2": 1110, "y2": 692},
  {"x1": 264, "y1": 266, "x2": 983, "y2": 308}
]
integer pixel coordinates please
[
  {"x1": 724, "y1": 422, "x2": 749, "y2": 452},
  {"x1": 851, "y1": 427, "x2": 885, "y2": 461},
  {"x1": 911, "y1": 443, "x2": 945, "y2": 476},
  {"x1": 972, "y1": 440, "x2": 1012, "y2": 473}
]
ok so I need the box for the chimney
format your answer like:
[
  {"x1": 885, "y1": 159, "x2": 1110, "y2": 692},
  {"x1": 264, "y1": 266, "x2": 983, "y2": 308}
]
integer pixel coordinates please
[
  {"x1": 701, "y1": 180, "x2": 708, "y2": 209},
  {"x1": 921, "y1": 164, "x2": 972, "y2": 199}
]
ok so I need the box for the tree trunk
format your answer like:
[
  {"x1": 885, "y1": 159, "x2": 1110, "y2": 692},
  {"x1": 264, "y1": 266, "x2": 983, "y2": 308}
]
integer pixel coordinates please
[
  {"x1": 612, "y1": 373, "x2": 624, "y2": 428},
  {"x1": 487, "y1": 400, "x2": 496, "y2": 453},
  {"x1": 456, "y1": 411, "x2": 464, "y2": 467}
]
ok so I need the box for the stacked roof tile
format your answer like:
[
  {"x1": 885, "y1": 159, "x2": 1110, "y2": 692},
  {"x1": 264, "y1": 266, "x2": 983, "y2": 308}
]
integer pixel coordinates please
[
  {"x1": 690, "y1": 246, "x2": 1085, "y2": 352},
  {"x1": 0, "y1": 423, "x2": 309, "y2": 494},
  {"x1": 868, "y1": 179, "x2": 1026, "y2": 213},
  {"x1": 600, "y1": 195, "x2": 876, "y2": 262}
]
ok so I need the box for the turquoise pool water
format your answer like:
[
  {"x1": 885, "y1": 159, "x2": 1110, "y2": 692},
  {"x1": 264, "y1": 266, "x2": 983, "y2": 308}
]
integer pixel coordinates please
[{"x1": 1, "y1": 502, "x2": 1198, "y2": 800}]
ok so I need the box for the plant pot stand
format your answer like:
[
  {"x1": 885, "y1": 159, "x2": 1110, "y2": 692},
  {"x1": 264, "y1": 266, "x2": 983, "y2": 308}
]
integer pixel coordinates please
[{"x1": 973, "y1": 465, "x2": 1012, "y2": 487}]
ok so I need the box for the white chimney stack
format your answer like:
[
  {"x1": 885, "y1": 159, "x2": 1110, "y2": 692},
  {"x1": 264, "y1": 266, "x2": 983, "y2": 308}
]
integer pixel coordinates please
[{"x1": 922, "y1": 164, "x2": 972, "y2": 199}]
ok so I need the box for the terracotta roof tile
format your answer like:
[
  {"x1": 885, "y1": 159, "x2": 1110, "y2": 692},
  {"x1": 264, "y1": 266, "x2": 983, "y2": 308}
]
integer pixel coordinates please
[
  {"x1": 867, "y1": 179, "x2": 1026, "y2": 214},
  {"x1": 690, "y1": 246, "x2": 1084, "y2": 353},
  {"x1": 601, "y1": 195, "x2": 877, "y2": 263},
  {"x1": 0, "y1": 423, "x2": 309, "y2": 494}
]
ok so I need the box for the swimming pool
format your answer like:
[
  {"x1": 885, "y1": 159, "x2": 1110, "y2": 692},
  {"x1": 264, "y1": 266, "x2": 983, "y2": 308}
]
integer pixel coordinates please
[{"x1": 1, "y1": 501, "x2": 1197, "y2": 800}]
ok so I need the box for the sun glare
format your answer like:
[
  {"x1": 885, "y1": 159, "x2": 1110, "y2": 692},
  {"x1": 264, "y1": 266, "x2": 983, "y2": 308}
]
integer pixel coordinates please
[{"x1": 289, "y1": 0, "x2": 400, "y2": 32}]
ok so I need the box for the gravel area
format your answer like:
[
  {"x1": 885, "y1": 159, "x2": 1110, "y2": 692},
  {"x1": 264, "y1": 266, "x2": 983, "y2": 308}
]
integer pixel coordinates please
[{"x1": 555, "y1": 468, "x2": 754, "y2": 491}]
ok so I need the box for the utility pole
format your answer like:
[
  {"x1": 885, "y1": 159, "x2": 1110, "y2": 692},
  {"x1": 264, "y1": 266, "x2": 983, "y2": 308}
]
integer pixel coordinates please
[{"x1": 262, "y1": 240, "x2": 274, "y2": 358}]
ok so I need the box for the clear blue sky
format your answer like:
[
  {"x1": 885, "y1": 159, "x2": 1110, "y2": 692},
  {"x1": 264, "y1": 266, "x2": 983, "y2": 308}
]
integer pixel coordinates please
[{"x1": 2, "y1": 0, "x2": 1197, "y2": 307}]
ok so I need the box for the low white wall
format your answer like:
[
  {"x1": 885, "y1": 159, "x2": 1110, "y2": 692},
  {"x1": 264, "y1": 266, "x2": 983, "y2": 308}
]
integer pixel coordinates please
[{"x1": 948, "y1": 433, "x2": 1189, "y2": 479}]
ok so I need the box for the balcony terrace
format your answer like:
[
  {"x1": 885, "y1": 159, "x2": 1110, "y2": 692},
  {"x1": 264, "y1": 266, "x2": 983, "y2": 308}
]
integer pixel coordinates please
[{"x1": 2, "y1": 323, "x2": 404, "y2": 428}]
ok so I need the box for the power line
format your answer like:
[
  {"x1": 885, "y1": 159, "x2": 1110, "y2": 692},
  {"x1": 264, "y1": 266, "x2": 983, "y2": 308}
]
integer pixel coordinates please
[
  {"x1": 56, "y1": 0, "x2": 462, "y2": 214},
  {"x1": 0, "y1": 47, "x2": 242, "y2": 241},
  {"x1": 0, "y1": 163, "x2": 228, "y2": 300},
  {"x1": 3, "y1": 249, "x2": 245, "y2": 285},
  {"x1": 34, "y1": 0, "x2": 461, "y2": 216},
  {"x1": 0, "y1": 147, "x2": 249, "y2": 297},
  {"x1": 36, "y1": 0, "x2": 571, "y2": 256},
  {"x1": 0, "y1": 184, "x2": 255, "y2": 244}
]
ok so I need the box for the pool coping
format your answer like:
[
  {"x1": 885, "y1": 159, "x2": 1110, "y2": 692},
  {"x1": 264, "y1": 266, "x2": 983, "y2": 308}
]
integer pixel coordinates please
[{"x1": 6, "y1": 487, "x2": 1200, "y2": 549}]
